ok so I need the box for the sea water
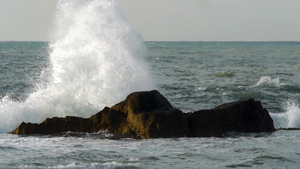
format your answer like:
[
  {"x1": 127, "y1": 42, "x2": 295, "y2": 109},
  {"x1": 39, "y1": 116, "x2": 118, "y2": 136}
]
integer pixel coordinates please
[
  {"x1": 1, "y1": 0, "x2": 300, "y2": 168},
  {"x1": 147, "y1": 41, "x2": 300, "y2": 128},
  {"x1": 0, "y1": 131, "x2": 299, "y2": 168}
]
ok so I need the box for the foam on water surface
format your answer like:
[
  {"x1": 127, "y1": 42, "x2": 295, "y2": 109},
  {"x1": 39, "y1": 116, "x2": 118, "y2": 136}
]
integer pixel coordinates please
[{"x1": 254, "y1": 76, "x2": 281, "y2": 87}]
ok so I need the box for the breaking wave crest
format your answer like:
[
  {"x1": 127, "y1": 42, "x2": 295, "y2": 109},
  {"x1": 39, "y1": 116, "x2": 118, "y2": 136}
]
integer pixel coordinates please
[
  {"x1": 254, "y1": 76, "x2": 281, "y2": 87},
  {"x1": 271, "y1": 100, "x2": 300, "y2": 128}
]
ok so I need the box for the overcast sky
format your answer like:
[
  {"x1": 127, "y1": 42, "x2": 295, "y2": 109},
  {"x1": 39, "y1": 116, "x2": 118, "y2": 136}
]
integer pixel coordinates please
[{"x1": 0, "y1": 0, "x2": 299, "y2": 41}]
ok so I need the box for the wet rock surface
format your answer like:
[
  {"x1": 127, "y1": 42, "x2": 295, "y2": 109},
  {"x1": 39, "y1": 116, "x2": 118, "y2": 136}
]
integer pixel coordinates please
[{"x1": 10, "y1": 90, "x2": 276, "y2": 138}]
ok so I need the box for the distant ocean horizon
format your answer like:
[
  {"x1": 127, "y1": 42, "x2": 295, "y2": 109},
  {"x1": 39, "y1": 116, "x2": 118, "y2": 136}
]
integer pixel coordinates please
[{"x1": 1, "y1": 40, "x2": 300, "y2": 42}]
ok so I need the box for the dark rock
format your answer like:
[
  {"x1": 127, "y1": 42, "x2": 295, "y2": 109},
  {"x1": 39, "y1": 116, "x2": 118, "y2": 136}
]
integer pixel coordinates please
[
  {"x1": 185, "y1": 98, "x2": 276, "y2": 137},
  {"x1": 89, "y1": 107, "x2": 127, "y2": 134},
  {"x1": 10, "y1": 90, "x2": 275, "y2": 138},
  {"x1": 276, "y1": 128, "x2": 300, "y2": 131},
  {"x1": 110, "y1": 90, "x2": 189, "y2": 138},
  {"x1": 12, "y1": 116, "x2": 91, "y2": 135}
]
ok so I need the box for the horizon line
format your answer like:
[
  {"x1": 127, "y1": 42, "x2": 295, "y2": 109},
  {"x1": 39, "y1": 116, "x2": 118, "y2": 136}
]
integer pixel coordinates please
[{"x1": 1, "y1": 40, "x2": 300, "y2": 43}]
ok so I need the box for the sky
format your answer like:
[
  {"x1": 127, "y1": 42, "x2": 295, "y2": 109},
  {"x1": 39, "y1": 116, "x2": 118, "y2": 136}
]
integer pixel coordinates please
[{"x1": 0, "y1": 0, "x2": 299, "y2": 41}]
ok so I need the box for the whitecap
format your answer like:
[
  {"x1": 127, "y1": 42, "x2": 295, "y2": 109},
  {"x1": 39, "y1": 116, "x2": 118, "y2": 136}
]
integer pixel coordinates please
[
  {"x1": 271, "y1": 100, "x2": 300, "y2": 128},
  {"x1": 196, "y1": 87, "x2": 206, "y2": 91},
  {"x1": 253, "y1": 76, "x2": 281, "y2": 87}
]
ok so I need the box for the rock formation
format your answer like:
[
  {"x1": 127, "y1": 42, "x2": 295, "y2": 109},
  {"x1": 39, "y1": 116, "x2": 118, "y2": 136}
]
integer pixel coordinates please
[
  {"x1": 10, "y1": 90, "x2": 275, "y2": 138},
  {"x1": 185, "y1": 98, "x2": 276, "y2": 137}
]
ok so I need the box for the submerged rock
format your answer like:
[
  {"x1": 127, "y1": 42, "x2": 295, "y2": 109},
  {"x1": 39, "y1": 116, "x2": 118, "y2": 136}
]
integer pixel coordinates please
[{"x1": 10, "y1": 90, "x2": 275, "y2": 138}]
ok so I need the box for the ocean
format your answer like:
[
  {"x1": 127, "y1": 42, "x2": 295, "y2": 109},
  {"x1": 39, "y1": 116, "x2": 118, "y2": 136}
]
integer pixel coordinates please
[{"x1": 1, "y1": 0, "x2": 300, "y2": 168}]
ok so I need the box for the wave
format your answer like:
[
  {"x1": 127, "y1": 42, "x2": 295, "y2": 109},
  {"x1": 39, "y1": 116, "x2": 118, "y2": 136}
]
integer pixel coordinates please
[
  {"x1": 285, "y1": 100, "x2": 300, "y2": 128},
  {"x1": 253, "y1": 76, "x2": 282, "y2": 87},
  {"x1": 271, "y1": 100, "x2": 300, "y2": 128},
  {"x1": 0, "y1": 0, "x2": 155, "y2": 133}
]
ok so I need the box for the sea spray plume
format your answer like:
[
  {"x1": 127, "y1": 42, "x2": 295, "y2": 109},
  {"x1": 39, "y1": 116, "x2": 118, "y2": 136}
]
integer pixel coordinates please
[
  {"x1": 49, "y1": 0, "x2": 155, "y2": 106},
  {"x1": 0, "y1": 0, "x2": 155, "y2": 132},
  {"x1": 270, "y1": 100, "x2": 300, "y2": 128},
  {"x1": 285, "y1": 100, "x2": 300, "y2": 128}
]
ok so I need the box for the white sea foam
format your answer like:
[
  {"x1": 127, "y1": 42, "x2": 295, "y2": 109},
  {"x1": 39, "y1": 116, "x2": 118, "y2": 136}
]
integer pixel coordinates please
[
  {"x1": 0, "y1": 0, "x2": 155, "y2": 132},
  {"x1": 271, "y1": 100, "x2": 300, "y2": 128},
  {"x1": 285, "y1": 100, "x2": 300, "y2": 128},
  {"x1": 254, "y1": 76, "x2": 281, "y2": 87},
  {"x1": 196, "y1": 87, "x2": 206, "y2": 91}
]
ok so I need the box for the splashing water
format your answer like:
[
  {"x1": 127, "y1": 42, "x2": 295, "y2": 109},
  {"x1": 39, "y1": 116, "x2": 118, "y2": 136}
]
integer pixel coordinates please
[
  {"x1": 270, "y1": 100, "x2": 300, "y2": 128},
  {"x1": 254, "y1": 76, "x2": 281, "y2": 87},
  {"x1": 285, "y1": 101, "x2": 300, "y2": 128},
  {"x1": 0, "y1": 0, "x2": 155, "y2": 132}
]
